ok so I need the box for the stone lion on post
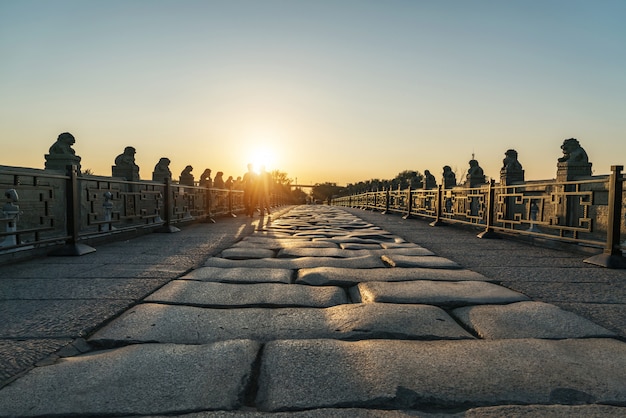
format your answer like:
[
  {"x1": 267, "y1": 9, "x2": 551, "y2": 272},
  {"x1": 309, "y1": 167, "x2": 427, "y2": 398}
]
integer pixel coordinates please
[
  {"x1": 558, "y1": 138, "x2": 589, "y2": 164},
  {"x1": 556, "y1": 138, "x2": 592, "y2": 181}
]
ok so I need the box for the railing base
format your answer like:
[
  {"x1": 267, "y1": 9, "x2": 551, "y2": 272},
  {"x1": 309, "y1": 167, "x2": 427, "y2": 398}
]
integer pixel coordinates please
[
  {"x1": 477, "y1": 229, "x2": 501, "y2": 239},
  {"x1": 48, "y1": 243, "x2": 96, "y2": 257},
  {"x1": 155, "y1": 224, "x2": 181, "y2": 233},
  {"x1": 429, "y1": 220, "x2": 447, "y2": 227},
  {"x1": 583, "y1": 253, "x2": 626, "y2": 269}
]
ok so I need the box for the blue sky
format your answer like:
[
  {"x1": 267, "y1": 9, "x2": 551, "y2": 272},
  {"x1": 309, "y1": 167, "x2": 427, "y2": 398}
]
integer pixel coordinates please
[{"x1": 1, "y1": 0, "x2": 625, "y2": 185}]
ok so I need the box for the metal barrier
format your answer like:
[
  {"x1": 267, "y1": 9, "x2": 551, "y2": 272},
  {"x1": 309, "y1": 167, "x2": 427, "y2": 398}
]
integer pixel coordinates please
[
  {"x1": 0, "y1": 165, "x2": 249, "y2": 256},
  {"x1": 333, "y1": 166, "x2": 626, "y2": 268}
]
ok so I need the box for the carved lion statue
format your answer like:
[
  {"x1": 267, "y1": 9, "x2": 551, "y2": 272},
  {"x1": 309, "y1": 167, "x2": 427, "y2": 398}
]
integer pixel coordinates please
[
  {"x1": 558, "y1": 138, "x2": 588, "y2": 163},
  {"x1": 49, "y1": 132, "x2": 77, "y2": 155},
  {"x1": 152, "y1": 157, "x2": 171, "y2": 180},
  {"x1": 502, "y1": 149, "x2": 523, "y2": 171}
]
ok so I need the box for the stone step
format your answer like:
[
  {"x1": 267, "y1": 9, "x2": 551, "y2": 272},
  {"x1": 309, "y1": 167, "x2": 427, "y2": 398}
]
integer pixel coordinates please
[{"x1": 89, "y1": 303, "x2": 474, "y2": 345}]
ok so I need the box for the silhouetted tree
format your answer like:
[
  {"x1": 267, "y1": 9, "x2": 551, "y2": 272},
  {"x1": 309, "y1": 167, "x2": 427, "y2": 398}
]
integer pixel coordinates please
[{"x1": 312, "y1": 182, "x2": 342, "y2": 204}]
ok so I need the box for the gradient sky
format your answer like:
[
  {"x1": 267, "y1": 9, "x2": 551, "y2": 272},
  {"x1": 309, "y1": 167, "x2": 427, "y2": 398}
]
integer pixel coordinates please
[{"x1": 1, "y1": 0, "x2": 625, "y2": 186}]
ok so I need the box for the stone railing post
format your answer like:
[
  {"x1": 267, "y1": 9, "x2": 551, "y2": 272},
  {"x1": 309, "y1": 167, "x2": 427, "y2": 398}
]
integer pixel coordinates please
[
  {"x1": 430, "y1": 184, "x2": 446, "y2": 227},
  {"x1": 49, "y1": 165, "x2": 96, "y2": 256},
  {"x1": 156, "y1": 177, "x2": 181, "y2": 233},
  {"x1": 227, "y1": 187, "x2": 236, "y2": 218},
  {"x1": 477, "y1": 179, "x2": 499, "y2": 239},
  {"x1": 584, "y1": 165, "x2": 626, "y2": 268},
  {"x1": 382, "y1": 188, "x2": 390, "y2": 215},
  {"x1": 402, "y1": 182, "x2": 413, "y2": 219}
]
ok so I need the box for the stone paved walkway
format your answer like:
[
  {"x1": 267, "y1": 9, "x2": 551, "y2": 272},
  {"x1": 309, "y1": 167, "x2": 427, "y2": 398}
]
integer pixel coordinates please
[{"x1": 0, "y1": 205, "x2": 625, "y2": 417}]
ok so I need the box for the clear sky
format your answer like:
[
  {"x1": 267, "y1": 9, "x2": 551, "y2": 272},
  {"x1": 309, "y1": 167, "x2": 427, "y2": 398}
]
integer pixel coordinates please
[{"x1": 1, "y1": 0, "x2": 625, "y2": 185}]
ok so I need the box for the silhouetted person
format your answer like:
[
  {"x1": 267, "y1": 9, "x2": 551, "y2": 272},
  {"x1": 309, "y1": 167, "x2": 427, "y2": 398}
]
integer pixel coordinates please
[
  {"x1": 213, "y1": 171, "x2": 225, "y2": 189},
  {"x1": 234, "y1": 176, "x2": 243, "y2": 190},
  {"x1": 242, "y1": 163, "x2": 257, "y2": 217},
  {"x1": 257, "y1": 166, "x2": 272, "y2": 216},
  {"x1": 199, "y1": 168, "x2": 212, "y2": 187}
]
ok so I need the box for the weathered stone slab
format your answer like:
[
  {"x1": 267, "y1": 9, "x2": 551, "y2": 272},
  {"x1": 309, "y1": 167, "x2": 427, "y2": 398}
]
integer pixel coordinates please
[
  {"x1": 181, "y1": 267, "x2": 292, "y2": 284},
  {"x1": 314, "y1": 237, "x2": 386, "y2": 245},
  {"x1": 146, "y1": 281, "x2": 349, "y2": 308},
  {"x1": 453, "y1": 301, "x2": 615, "y2": 339},
  {"x1": 464, "y1": 405, "x2": 626, "y2": 417},
  {"x1": 379, "y1": 242, "x2": 422, "y2": 249},
  {"x1": 233, "y1": 239, "x2": 338, "y2": 249},
  {"x1": 148, "y1": 408, "x2": 435, "y2": 417},
  {"x1": 277, "y1": 247, "x2": 435, "y2": 258},
  {"x1": 256, "y1": 338, "x2": 626, "y2": 411},
  {"x1": 341, "y1": 232, "x2": 400, "y2": 242},
  {"x1": 0, "y1": 340, "x2": 260, "y2": 416},
  {"x1": 352, "y1": 280, "x2": 529, "y2": 306},
  {"x1": 339, "y1": 243, "x2": 383, "y2": 250},
  {"x1": 203, "y1": 255, "x2": 386, "y2": 269},
  {"x1": 292, "y1": 231, "x2": 345, "y2": 238},
  {"x1": 220, "y1": 248, "x2": 276, "y2": 259},
  {"x1": 298, "y1": 267, "x2": 490, "y2": 286},
  {"x1": 382, "y1": 255, "x2": 462, "y2": 269},
  {"x1": 89, "y1": 303, "x2": 473, "y2": 345}
]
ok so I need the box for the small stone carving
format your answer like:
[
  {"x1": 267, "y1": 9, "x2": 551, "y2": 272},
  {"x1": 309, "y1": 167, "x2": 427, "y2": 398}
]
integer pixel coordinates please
[
  {"x1": 44, "y1": 132, "x2": 82, "y2": 172},
  {"x1": 442, "y1": 166, "x2": 456, "y2": 189},
  {"x1": 199, "y1": 168, "x2": 212, "y2": 187},
  {"x1": 112, "y1": 146, "x2": 140, "y2": 181},
  {"x1": 423, "y1": 170, "x2": 436, "y2": 189},
  {"x1": 466, "y1": 159, "x2": 486, "y2": 187},
  {"x1": 179, "y1": 165, "x2": 194, "y2": 186},
  {"x1": 152, "y1": 158, "x2": 172, "y2": 182},
  {"x1": 500, "y1": 149, "x2": 524, "y2": 184},
  {"x1": 1, "y1": 189, "x2": 21, "y2": 247}
]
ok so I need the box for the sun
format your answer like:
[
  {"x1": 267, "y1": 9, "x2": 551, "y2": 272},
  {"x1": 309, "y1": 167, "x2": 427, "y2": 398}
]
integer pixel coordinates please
[{"x1": 247, "y1": 147, "x2": 277, "y2": 174}]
